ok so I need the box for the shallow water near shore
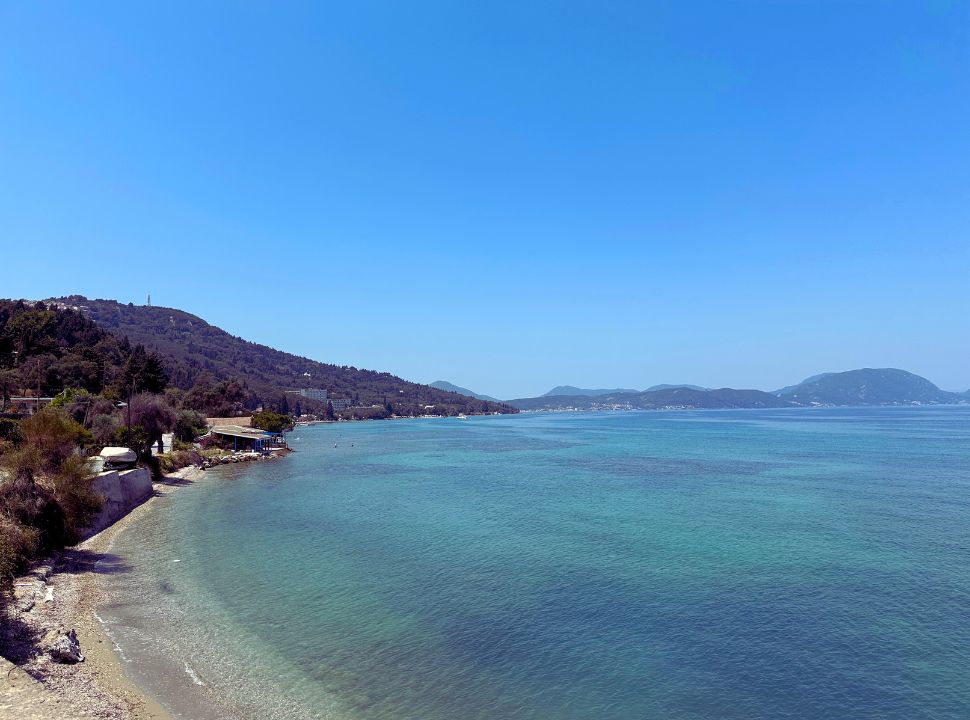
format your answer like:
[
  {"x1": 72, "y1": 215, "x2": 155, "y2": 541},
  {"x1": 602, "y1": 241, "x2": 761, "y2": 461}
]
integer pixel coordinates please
[{"x1": 99, "y1": 407, "x2": 970, "y2": 719}]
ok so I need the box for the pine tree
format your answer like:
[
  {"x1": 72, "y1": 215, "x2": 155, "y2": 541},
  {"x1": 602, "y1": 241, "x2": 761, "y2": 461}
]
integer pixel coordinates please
[{"x1": 140, "y1": 351, "x2": 169, "y2": 393}]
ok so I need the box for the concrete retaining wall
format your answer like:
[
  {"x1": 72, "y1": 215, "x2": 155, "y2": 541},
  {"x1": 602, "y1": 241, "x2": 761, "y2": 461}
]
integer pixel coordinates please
[{"x1": 83, "y1": 468, "x2": 153, "y2": 537}]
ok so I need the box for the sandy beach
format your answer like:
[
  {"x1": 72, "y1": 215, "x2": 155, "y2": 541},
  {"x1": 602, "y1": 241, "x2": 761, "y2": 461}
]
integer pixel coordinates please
[{"x1": 1, "y1": 466, "x2": 205, "y2": 720}]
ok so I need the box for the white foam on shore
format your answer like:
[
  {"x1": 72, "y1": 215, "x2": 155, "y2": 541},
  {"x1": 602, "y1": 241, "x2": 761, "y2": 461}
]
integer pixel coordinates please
[{"x1": 183, "y1": 660, "x2": 206, "y2": 686}]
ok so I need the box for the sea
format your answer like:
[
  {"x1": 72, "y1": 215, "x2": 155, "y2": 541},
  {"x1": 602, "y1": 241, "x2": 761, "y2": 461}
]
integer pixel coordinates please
[{"x1": 96, "y1": 406, "x2": 970, "y2": 720}]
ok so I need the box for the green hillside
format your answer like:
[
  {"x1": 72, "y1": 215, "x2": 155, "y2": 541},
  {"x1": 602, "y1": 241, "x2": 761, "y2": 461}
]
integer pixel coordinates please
[{"x1": 6, "y1": 297, "x2": 516, "y2": 417}]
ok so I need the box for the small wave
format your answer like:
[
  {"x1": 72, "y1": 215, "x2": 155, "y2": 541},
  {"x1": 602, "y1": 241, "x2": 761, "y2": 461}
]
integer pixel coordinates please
[
  {"x1": 93, "y1": 611, "x2": 129, "y2": 662},
  {"x1": 184, "y1": 660, "x2": 206, "y2": 686}
]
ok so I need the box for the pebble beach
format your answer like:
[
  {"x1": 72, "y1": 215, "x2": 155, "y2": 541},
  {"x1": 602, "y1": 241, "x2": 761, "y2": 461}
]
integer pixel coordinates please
[{"x1": 1, "y1": 466, "x2": 205, "y2": 720}]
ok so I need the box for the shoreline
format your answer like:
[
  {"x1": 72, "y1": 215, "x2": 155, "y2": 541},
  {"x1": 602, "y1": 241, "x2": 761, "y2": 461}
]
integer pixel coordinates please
[{"x1": 2, "y1": 465, "x2": 205, "y2": 720}]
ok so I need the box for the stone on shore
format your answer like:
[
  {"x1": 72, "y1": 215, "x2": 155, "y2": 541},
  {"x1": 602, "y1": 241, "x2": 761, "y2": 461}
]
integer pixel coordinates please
[{"x1": 43, "y1": 628, "x2": 84, "y2": 664}]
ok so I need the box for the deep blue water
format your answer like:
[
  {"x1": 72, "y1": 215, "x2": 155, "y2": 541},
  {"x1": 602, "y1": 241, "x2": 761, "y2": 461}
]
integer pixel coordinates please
[{"x1": 102, "y1": 407, "x2": 970, "y2": 719}]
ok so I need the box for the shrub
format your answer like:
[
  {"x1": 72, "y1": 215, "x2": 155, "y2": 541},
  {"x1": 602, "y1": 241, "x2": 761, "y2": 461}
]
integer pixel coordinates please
[
  {"x1": 19, "y1": 409, "x2": 93, "y2": 474},
  {"x1": 157, "y1": 449, "x2": 203, "y2": 474},
  {"x1": 113, "y1": 424, "x2": 148, "y2": 453},
  {"x1": 0, "y1": 418, "x2": 22, "y2": 443}
]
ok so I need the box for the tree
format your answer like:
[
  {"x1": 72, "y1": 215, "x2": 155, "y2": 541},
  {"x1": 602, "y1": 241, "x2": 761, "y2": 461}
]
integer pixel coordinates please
[
  {"x1": 6, "y1": 309, "x2": 57, "y2": 356},
  {"x1": 140, "y1": 351, "x2": 169, "y2": 393},
  {"x1": 119, "y1": 345, "x2": 146, "y2": 395},
  {"x1": 280, "y1": 394, "x2": 289, "y2": 414},
  {"x1": 129, "y1": 393, "x2": 176, "y2": 455},
  {"x1": 250, "y1": 411, "x2": 294, "y2": 433},
  {"x1": 174, "y1": 409, "x2": 208, "y2": 442},
  {"x1": 119, "y1": 345, "x2": 169, "y2": 395},
  {"x1": 90, "y1": 412, "x2": 121, "y2": 447},
  {"x1": 49, "y1": 387, "x2": 92, "y2": 410},
  {"x1": 0, "y1": 368, "x2": 17, "y2": 406},
  {"x1": 325, "y1": 401, "x2": 335, "y2": 421},
  {"x1": 183, "y1": 372, "x2": 248, "y2": 417}
]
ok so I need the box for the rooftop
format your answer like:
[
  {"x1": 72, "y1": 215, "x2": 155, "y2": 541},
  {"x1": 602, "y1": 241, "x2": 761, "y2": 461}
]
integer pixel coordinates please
[{"x1": 209, "y1": 425, "x2": 277, "y2": 440}]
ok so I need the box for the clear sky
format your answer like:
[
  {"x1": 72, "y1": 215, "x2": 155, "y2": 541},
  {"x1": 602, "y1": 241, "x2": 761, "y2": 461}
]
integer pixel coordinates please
[{"x1": 1, "y1": 1, "x2": 968, "y2": 399}]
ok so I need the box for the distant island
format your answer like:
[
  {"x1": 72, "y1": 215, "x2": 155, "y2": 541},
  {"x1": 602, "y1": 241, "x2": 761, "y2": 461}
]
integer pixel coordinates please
[
  {"x1": 506, "y1": 369, "x2": 968, "y2": 411},
  {"x1": 543, "y1": 385, "x2": 641, "y2": 397}
]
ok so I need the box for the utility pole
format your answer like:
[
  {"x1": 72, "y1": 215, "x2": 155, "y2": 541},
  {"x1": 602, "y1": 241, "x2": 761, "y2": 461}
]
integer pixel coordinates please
[{"x1": 127, "y1": 380, "x2": 134, "y2": 448}]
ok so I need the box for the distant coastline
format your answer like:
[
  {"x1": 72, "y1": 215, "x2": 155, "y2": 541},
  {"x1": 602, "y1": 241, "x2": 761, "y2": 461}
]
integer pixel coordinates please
[{"x1": 505, "y1": 368, "x2": 968, "y2": 412}]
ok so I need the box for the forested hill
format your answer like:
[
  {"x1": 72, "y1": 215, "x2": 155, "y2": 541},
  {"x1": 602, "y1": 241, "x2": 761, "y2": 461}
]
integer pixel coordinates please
[
  {"x1": 775, "y1": 368, "x2": 963, "y2": 406},
  {"x1": 42, "y1": 296, "x2": 517, "y2": 416}
]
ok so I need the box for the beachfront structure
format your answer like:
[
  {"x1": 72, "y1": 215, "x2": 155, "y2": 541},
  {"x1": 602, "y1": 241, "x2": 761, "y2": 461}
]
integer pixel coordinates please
[
  {"x1": 5, "y1": 396, "x2": 55, "y2": 414},
  {"x1": 287, "y1": 388, "x2": 351, "y2": 411},
  {"x1": 209, "y1": 425, "x2": 286, "y2": 452},
  {"x1": 297, "y1": 388, "x2": 329, "y2": 402}
]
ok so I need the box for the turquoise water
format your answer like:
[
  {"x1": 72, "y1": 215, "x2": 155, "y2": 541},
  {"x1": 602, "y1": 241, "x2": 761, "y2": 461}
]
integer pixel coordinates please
[{"x1": 101, "y1": 407, "x2": 970, "y2": 719}]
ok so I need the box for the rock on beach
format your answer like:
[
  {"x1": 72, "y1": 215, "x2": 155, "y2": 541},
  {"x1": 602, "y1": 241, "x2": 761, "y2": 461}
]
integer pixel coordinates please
[{"x1": 43, "y1": 627, "x2": 85, "y2": 664}]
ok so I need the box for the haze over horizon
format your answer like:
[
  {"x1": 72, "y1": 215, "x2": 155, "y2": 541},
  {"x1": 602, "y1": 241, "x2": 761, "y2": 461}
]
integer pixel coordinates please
[{"x1": 2, "y1": 2, "x2": 968, "y2": 399}]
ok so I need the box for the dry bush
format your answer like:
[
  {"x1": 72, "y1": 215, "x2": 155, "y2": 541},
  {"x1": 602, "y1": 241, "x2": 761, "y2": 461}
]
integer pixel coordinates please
[
  {"x1": 0, "y1": 462, "x2": 68, "y2": 556},
  {"x1": 158, "y1": 449, "x2": 203, "y2": 474},
  {"x1": 19, "y1": 410, "x2": 92, "y2": 473},
  {"x1": 0, "y1": 513, "x2": 41, "y2": 585},
  {"x1": 47, "y1": 455, "x2": 103, "y2": 542}
]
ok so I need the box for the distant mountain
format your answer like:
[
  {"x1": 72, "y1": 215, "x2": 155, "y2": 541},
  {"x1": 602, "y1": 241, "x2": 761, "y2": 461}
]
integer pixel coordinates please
[
  {"x1": 44, "y1": 296, "x2": 517, "y2": 416},
  {"x1": 644, "y1": 384, "x2": 709, "y2": 392},
  {"x1": 429, "y1": 381, "x2": 500, "y2": 402},
  {"x1": 774, "y1": 373, "x2": 834, "y2": 395},
  {"x1": 509, "y1": 368, "x2": 967, "y2": 412},
  {"x1": 510, "y1": 387, "x2": 794, "y2": 412},
  {"x1": 775, "y1": 368, "x2": 963, "y2": 406},
  {"x1": 542, "y1": 385, "x2": 640, "y2": 397}
]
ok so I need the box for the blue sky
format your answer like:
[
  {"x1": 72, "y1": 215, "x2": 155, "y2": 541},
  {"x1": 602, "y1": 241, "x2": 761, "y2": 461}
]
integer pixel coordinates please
[{"x1": 1, "y1": 1, "x2": 967, "y2": 399}]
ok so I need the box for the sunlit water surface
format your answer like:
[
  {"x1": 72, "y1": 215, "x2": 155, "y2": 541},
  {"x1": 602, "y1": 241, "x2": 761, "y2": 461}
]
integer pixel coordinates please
[{"x1": 99, "y1": 407, "x2": 970, "y2": 720}]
